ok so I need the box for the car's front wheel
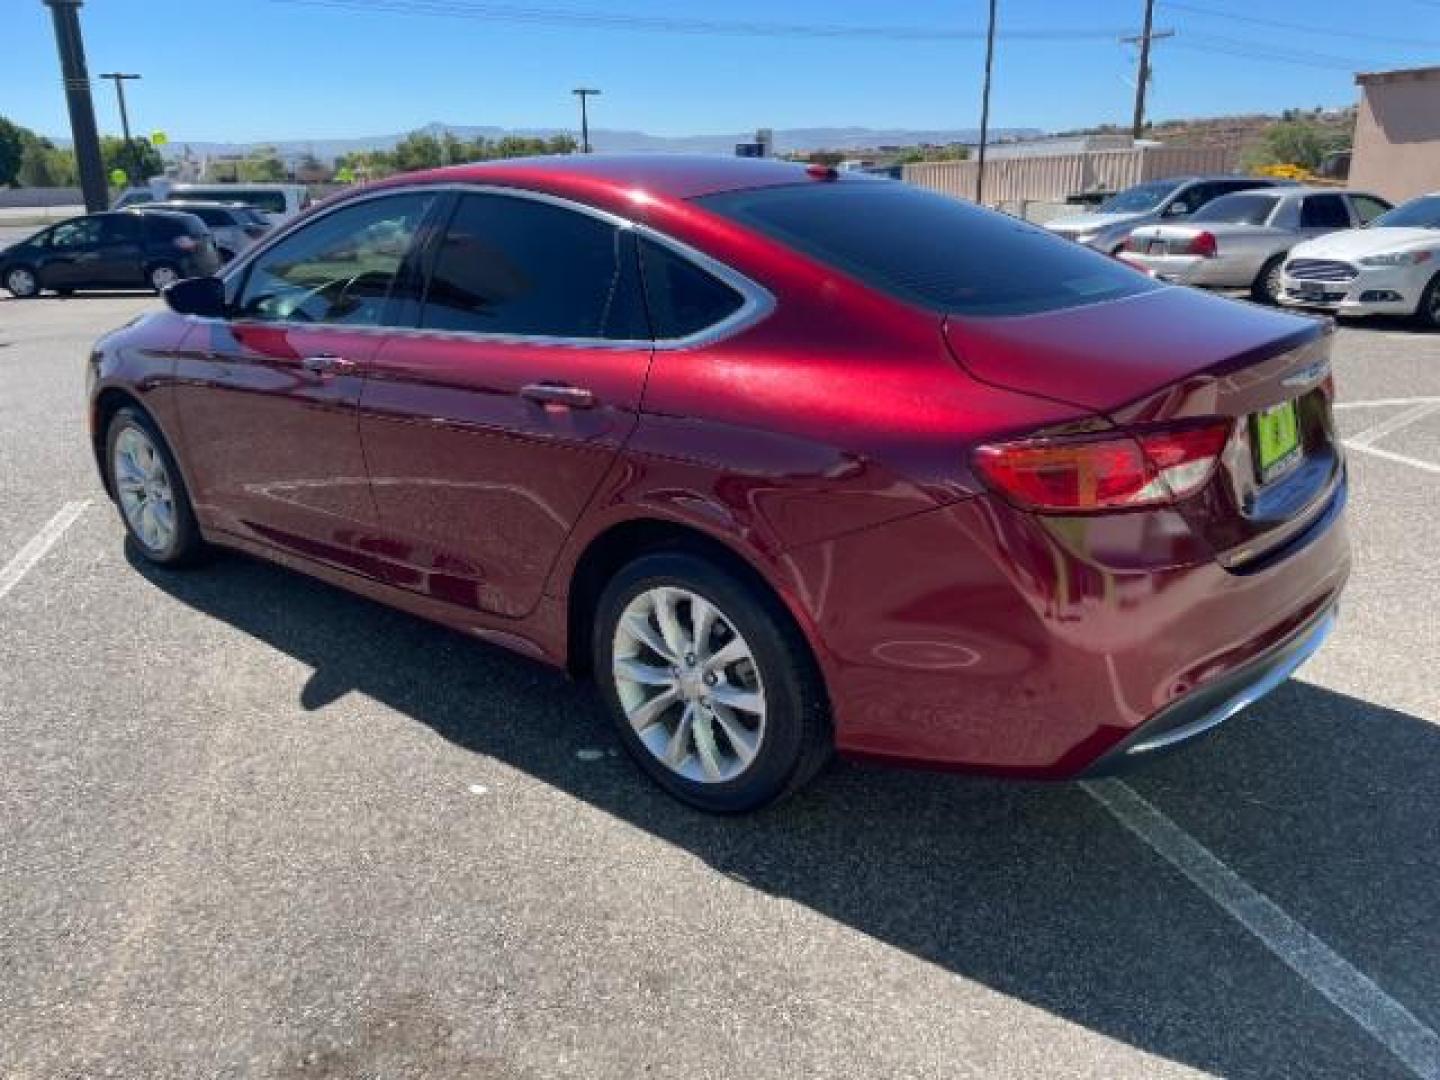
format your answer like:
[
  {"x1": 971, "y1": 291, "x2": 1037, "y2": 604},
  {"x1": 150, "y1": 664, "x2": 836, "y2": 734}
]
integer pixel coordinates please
[
  {"x1": 4, "y1": 266, "x2": 40, "y2": 298},
  {"x1": 105, "y1": 406, "x2": 205, "y2": 566},
  {"x1": 594, "y1": 551, "x2": 830, "y2": 813},
  {"x1": 1252, "y1": 255, "x2": 1286, "y2": 304},
  {"x1": 1416, "y1": 272, "x2": 1440, "y2": 329}
]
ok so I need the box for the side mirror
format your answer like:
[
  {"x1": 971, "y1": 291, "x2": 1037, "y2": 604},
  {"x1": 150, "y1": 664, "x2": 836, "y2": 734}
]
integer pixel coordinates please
[{"x1": 164, "y1": 275, "x2": 227, "y2": 318}]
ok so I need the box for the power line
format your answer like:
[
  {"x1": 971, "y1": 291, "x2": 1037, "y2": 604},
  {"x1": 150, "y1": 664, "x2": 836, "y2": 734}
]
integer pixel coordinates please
[
  {"x1": 1161, "y1": 0, "x2": 1440, "y2": 50},
  {"x1": 264, "y1": 0, "x2": 1132, "y2": 42},
  {"x1": 1169, "y1": 34, "x2": 1380, "y2": 71}
]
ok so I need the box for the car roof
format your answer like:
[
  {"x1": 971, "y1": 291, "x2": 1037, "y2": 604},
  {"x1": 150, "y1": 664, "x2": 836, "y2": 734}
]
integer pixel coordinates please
[
  {"x1": 153, "y1": 200, "x2": 247, "y2": 209},
  {"x1": 384, "y1": 154, "x2": 848, "y2": 204}
]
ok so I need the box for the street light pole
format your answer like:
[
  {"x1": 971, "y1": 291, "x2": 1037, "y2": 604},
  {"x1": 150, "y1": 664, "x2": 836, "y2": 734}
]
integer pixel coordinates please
[
  {"x1": 572, "y1": 87, "x2": 600, "y2": 154},
  {"x1": 99, "y1": 71, "x2": 143, "y2": 184},
  {"x1": 42, "y1": 0, "x2": 107, "y2": 212}
]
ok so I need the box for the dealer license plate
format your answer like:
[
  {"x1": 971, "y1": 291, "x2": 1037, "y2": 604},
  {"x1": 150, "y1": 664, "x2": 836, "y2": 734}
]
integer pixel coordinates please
[{"x1": 1252, "y1": 400, "x2": 1302, "y2": 483}]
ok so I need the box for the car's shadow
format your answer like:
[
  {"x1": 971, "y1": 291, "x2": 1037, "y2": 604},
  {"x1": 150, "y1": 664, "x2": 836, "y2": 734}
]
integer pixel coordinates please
[{"x1": 128, "y1": 543, "x2": 1439, "y2": 1078}]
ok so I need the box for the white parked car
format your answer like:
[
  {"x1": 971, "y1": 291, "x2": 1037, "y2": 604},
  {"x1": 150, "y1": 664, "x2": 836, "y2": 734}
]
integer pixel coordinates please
[
  {"x1": 1280, "y1": 193, "x2": 1440, "y2": 326},
  {"x1": 1118, "y1": 188, "x2": 1391, "y2": 303}
]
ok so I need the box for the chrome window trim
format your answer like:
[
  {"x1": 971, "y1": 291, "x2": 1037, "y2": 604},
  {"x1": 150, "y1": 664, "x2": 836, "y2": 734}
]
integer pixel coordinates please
[{"x1": 213, "y1": 181, "x2": 774, "y2": 351}]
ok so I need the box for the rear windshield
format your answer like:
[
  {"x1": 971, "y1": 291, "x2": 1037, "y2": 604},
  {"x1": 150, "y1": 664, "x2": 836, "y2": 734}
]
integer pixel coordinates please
[
  {"x1": 1369, "y1": 195, "x2": 1440, "y2": 229},
  {"x1": 179, "y1": 188, "x2": 288, "y2": 214},
  {"x1": 698, "y1": 181, "x2": 1158, "y2": 317},
  {"x1": 1190, "y1": 192, "x2": 1281, "y2": 225},
  {"x1": 1096, "y1": 180, "x2": 1181, "y2": 214}
]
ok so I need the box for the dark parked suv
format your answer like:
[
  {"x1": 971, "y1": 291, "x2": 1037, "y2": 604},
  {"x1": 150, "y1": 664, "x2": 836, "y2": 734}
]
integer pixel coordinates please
[{"x1": 1, "y1": 210, "x2": 221, "y2": 298}]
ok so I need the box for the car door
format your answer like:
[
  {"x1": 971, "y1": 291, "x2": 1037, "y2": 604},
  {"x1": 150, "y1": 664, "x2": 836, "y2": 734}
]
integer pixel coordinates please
[
  {"x1": 172, "y1": 190, "x2": 442, "y2": 570},
  {"x1": 357, "y1": 189, "x2": 654, "y2": 618},
  {"x1": 39, "y1": 216, "x2": 104, "y2": 288},
  {"x1": 93, "y1": 213, "x2": 146, "y2": 286}
]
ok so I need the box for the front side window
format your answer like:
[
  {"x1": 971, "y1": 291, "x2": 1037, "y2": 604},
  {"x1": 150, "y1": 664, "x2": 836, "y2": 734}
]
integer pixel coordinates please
[
  {"x1": 419, "y1": 193, "x2": 648, "y2": 340},
  {"x1": 699, "y1": 181, "x2": 1158, "y2": 317},
  {"x1": 235, "y1": 193, "x2": 436, "y2": 325},
  {"x1": 1300, "y1": 195, "x2": 1351, "y2": 229},
  {"x1": 49, "y1": 217, "x2": 104, "y2": 249}
]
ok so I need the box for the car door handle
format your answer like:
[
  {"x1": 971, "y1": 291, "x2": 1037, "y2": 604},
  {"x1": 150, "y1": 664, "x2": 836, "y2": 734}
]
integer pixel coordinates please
[
  {"x1": 301, "y1": 354, "x2": 357, "y2": 375},
  {"x1": 521, "y1": 382, "x2": 596, "y2": 409}
]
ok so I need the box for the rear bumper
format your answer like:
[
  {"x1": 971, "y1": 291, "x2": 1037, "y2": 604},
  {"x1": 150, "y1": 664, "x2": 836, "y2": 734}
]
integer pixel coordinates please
[
  {"x1": 1119, "y1": 252, "x2": 1242, "y2": 287},
  {"x1": 1081, "y1": 601, "x2": 1335, "y2": 774},
  {"x1": 792, "y1": 476, "x2": 1350, "y2": 778}
]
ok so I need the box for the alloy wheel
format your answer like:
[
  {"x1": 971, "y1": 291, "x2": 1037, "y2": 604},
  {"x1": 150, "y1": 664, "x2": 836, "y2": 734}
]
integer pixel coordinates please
[
  {"x1": 6, "y1": 267, "x2": 38, "y2": 297},
  {"x1": 611, "y1": 586, "x2": 766, "y2": 784},
  {"x1": 113, "y1": 425, "x2": 177, "y2": 554}
]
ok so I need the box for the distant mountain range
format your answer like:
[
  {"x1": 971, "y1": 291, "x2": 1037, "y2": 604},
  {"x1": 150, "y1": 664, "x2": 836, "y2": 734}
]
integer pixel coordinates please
[{"x1": 128, "y1": 122, "x2": 1043, "y2": 161}]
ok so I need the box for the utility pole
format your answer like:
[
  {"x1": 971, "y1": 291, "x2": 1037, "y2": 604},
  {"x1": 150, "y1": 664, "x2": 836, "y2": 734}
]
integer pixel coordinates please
[
  {"x1": 975, "y1": 0, "x2": 997, "y2": 205},
  {"x1": 99, "y1": 72, "x2": 142, "y2": 185},
  {"x1": 572, "y1": 87, "x2": 600, "y2": 154},
  {"x1": 1122, "y1": 0, "x2": 1174, "y2": 141},
  {"x1": 43, "y1": 0, "x2": 107, "y2": 212}
]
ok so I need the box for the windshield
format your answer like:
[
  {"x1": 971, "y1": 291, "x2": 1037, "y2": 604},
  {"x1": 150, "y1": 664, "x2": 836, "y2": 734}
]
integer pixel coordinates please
[
  {"x1": 1189, "y1": 193, "x2": 1280, "y2": 226},
  {"x1": 698, "y1": 180, "x2": 1158, "y2": 317},
  {"x1": 1369, "y1": 195, "x2": 1440, "y2": 229},
  {"x1": 1097, "y1": 180, "x2": 1182, "y2": 214}
]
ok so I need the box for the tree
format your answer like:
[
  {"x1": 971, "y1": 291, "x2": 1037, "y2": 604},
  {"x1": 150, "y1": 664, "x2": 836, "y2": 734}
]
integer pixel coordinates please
[
  {"x1": 0, "y1": 117, "x2": 34, "y2": 187},
  {"x1": 237, "y1": 155, "x2": 287, "y2": 182},
  {"x1": 1241, "y1": 119, "x2": 1350, "y2": 172},
  {"x1": 17, "y1": 141, "x2": 76, "y2": 186},
  {"x1": 99, "y1": 135, "x2": 164, "y2": 184}
]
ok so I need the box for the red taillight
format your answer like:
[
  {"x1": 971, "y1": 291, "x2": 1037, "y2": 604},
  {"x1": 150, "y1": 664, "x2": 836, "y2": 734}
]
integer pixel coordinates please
[
  {"x1": 973, "y1": 420, "x2": 1232, "y2": 512},
  {"x1": 1186, "y1": 231, "x2": 1217, "y2": 257},
  {"x1": 173, "y1": 234, "x2": 199, "y2": 252}
]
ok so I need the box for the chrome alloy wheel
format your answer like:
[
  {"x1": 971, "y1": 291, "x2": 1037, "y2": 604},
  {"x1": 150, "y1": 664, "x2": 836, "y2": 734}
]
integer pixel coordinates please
[
  {"x1": 113, "y1": 426, "x2": 177, "y2": 554},
  {"x1": 612, "y1": 586, "x2": 766, "y2": 784},
  {"x1": 6, "y1": 267, "x2": 38, "y2": 297}
]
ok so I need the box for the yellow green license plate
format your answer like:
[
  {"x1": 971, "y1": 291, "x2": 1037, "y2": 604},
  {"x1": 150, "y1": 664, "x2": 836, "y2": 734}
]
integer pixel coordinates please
[{"x1": 1252, "y1": 400, "x2": 1302, "y2": 483}]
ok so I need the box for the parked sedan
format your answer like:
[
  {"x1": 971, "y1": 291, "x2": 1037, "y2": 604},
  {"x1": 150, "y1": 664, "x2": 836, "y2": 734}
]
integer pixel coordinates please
[
  {"x1": 1045, "y1": 174, "x2": 1285, "y2": 253},
  {"x1": 88, "y1": 156, "x2": 1348, "y2": 812},
  {"x1": 148, "y1": 200, "x2": 272, "y2": 262},
  {"x1": 1, "y1": 209, "x2": 221, "y2": 298},
  {"x1": 1119, "y1": 188, "x2": 1391, "y2": 302},
  {"x1": 1280, "y1": 193, "x2": 1440, "y2": 326}
]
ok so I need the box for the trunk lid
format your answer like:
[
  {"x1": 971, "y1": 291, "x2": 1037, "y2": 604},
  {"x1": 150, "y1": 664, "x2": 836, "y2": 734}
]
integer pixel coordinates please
[{"x1": 944, "y1": 286, "x2": 1341, "y2": 567}]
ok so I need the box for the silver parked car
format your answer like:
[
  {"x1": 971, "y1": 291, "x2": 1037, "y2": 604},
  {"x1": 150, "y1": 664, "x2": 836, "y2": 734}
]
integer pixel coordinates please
[
  {"x1": 1044, "y1": 175, "x2": 1287, "y2": 254},
  {"x1": 147, "y1": 200, "x2": 272, "y2": 263},
  {"x1": 1118, "y1": 187, "x2": 1393, "y2": 303}
]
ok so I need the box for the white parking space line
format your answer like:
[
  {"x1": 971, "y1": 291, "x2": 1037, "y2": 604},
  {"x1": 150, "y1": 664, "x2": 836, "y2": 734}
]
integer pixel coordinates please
[
  {"x1": 0, "y1": 501, "x2": 91, "y2": 603},
  {"x1": 1345, "y1": 443, "x2": 1440, "y2": 475},
  {"x1": 1347, "y1": 403, "x2": 1440, "y2": 449},
  {"x1": 1083, "y1": 780, "x2": 1440, "y2": 1080}
]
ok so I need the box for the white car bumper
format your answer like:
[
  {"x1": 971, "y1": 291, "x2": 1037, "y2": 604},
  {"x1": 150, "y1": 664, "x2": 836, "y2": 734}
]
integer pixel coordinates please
[{"x1": 1278, "y1": 263, "x2": 1429, "y2": 318}]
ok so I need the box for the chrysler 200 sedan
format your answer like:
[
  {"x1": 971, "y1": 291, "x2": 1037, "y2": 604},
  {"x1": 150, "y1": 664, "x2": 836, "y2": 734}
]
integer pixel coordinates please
[{"x1": 87, "y1": 156, "x2": 1349, "y2": 813}]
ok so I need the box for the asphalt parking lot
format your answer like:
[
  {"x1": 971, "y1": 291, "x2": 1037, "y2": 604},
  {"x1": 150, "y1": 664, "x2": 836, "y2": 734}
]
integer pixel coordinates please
[{"x1": 1, "y1": 289, "x2": 1438, "y2": 1080}]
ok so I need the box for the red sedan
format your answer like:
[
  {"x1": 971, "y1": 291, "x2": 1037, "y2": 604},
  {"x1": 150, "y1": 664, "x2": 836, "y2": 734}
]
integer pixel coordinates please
[{"x1": 87, "y1": 156, "x2": 1349, "y2": 812}]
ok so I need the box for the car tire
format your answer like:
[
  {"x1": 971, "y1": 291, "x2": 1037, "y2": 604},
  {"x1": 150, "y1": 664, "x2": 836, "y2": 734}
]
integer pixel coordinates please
[
  {"x1": 1252, "y1": 256, "x2": 1286, "y2": 305},
  {"x1": 147, "y1": 262, "x2": 181, "y2": 293},
  {"x1": 593, "y1": 551, "x2": 831, "y2": 813},
  {"x1": 1415, "y1": 272, "x2": 1440, "y2": 330},
  {"x1": 4, "y1": 265, "x2": 40, "y2": 298},
  {"x1": 104, "y1": 406, "x2": 206, "y2": 567}
]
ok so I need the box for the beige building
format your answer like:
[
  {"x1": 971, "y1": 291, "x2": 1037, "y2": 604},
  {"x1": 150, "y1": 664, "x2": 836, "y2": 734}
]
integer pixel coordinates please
[{"x1": 1350, "y1": 66, "x2": 1440, "y2": 204}]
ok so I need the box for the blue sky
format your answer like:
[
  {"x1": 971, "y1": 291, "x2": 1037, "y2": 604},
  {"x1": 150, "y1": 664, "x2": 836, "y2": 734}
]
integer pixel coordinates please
[{"x1": 5, "y1": 0, "x2": 1440, "y2": 143}]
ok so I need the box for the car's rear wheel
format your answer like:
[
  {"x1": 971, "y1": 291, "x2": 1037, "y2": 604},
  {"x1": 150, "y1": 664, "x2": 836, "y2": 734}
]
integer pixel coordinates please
[
  {"x1": 594, "y1": 551, "x2": 830, "y2": 813},
  {"x1": 4, "y1": 266, "x2": 40, "y2": 298},
  {"x1": 147, "y1": 262, "x2": 180, "y2": 293},
  {"x1": 105, "y1": 406, "x2": 205, "y2": 566},
  {"x1": 1415, "y1": 272, "x2": 1440, "y2": 329},
  {"x1": 1252, "y1": 255, "x2": 1286, "y2": 304}
]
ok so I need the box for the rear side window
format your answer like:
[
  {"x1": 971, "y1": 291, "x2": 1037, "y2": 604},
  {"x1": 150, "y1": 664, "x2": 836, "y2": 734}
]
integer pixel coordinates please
[
  {"x1": 1190, "y1": 193, "x2": 1280, "y2": 225},
  {"x1": 1300, "y1": 195, "x2": 1351, "y2": 229},
  {"x1": 185, "y1": 206, "x2": 232, "y2": 227},
  {"x1": 235, "y1": 193, "x2": 436, "y2": 325},
  {"x1": 638, "y1": 237, "x2": 745, "y2": 339},
  {"x1": 145, "y1": 214, "x2": 204, "y2": 239},
  {"x1": 419, "y1": 193, "x2": 649, "y2": 340},
  {"x1": 1351, "y1": 195, "x2": 1392, "y2": 225},
  {"x1": 699, "y1": 181, "x2": 1159, "y2": 317}
]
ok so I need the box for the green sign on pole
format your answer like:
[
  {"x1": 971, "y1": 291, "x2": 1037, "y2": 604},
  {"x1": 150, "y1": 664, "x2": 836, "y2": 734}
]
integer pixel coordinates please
[
  {"x1": 109, "y1": 168, "x2": 129, "y2": 187},
  {"x1": 150, "y1": 130, "x2": 168, "y2": 148}
]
